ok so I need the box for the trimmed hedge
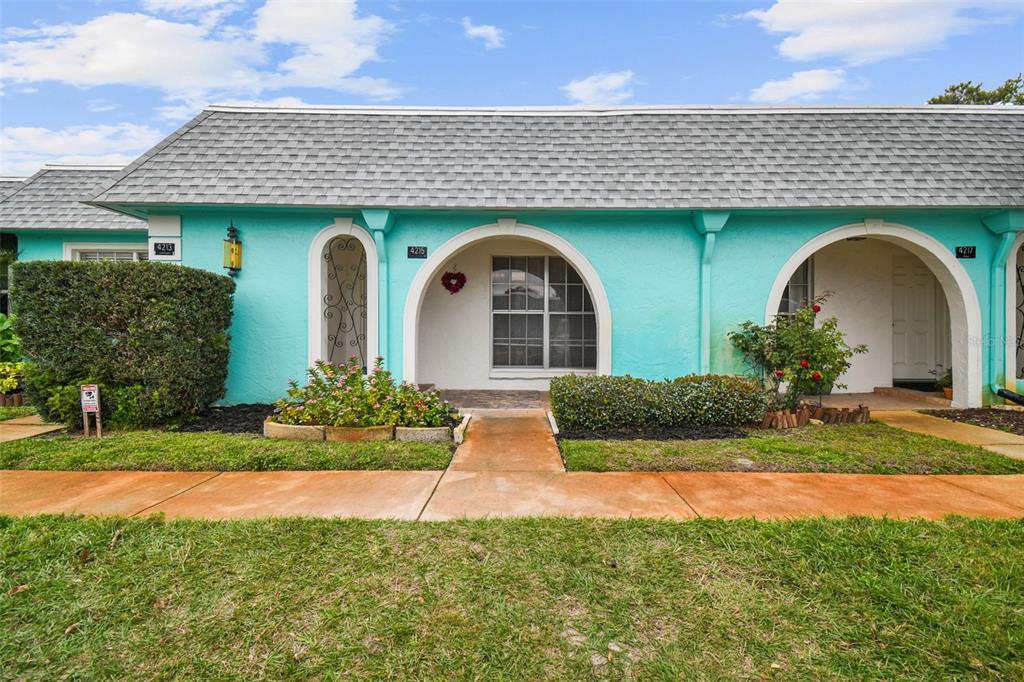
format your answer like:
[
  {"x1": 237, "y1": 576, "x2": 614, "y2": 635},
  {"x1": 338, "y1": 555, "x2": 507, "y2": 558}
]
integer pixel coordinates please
[
  {"x1": 12, "y1": 260, "x2": 234, "y2": 428},
  {"x1": 550, "y1": 374, "x2": 766, "y2": 432}
]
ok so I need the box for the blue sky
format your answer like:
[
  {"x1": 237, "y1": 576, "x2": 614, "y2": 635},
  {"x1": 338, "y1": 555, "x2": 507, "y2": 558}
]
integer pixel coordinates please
[{"x1": 1, "y1": 0, "x2": 1022, "y2": 175}]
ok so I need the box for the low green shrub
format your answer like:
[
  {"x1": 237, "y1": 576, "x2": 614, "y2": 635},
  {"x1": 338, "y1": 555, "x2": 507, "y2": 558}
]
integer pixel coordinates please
[
  {"x1": 273, "y1": 357, "x2": 454, "y2": 428},
  {"x1": 550, "y1": 373, "x2": 766, "y2": 432},
  {"x1": 12, "y1": 260, "x2": 234, "y2": 429}
]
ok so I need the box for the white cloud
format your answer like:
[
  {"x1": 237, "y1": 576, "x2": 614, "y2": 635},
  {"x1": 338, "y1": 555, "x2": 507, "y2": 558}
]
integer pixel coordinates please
[
  {"x1": 749, "y1": 68, "x2": 858, "y2": 103},
  {"x1": 0, "y1": 123, "x2": 164, "y2": 175},
  {"x1": 0, "y1": 0, "x2": 400, "y2": 123},
  {"x1": 561, "y1": 70, "x2": 635, "y2": 105},
  {"x1": 742, "y1": 0, "x2": 1015, "y2": 65},
  {"x1": 141, "y1": 0, "x2": 232, "y2": 12},
  {"x1": 461, "y1": 17, "x2": 505, "y2": 49},
  {"x1": 86, "y1": 98, "x2": 118, "y2": 112},
  {"x1": 253, "y1": 0, "x2": 396, "y2": 89}
]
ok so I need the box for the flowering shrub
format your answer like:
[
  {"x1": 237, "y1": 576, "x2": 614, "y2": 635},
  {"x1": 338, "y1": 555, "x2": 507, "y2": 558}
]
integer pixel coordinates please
[
  {"x1": 272, "y1": 357, "x2": 453, "y2": 428},
  {"x1": 728, "y1": 294, "x2": 867, "y2": 411},
  {"x1": 550, "y1": 373, "x2": 765, "y2": 431}
]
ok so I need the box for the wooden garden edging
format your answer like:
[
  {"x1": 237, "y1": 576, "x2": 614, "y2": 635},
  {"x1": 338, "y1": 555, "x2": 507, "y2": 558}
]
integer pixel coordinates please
[{"x1": 761, "y1": 404, "x2": 870, "y2": 429}]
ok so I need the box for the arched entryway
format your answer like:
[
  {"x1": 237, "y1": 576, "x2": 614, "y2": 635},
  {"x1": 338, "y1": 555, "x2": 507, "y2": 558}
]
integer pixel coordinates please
[
  {"x1": 307, "y1": 218, "x2": 378, "y2": 366},
  {"x1": 403, "y1": 220, "x2": 612, "y2": 389},
  {"x1": 765, "y1": 221, "x2": 983, "y2": 408}
]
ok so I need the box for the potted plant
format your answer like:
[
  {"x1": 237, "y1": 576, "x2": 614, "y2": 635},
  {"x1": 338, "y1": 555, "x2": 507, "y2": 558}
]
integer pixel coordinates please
[
  {"x1": 931, "y1": 364, "x2": 953, "y2": 400},
  {"x1": 729, "y1": 295, "x2": 867, "y2": 427}
]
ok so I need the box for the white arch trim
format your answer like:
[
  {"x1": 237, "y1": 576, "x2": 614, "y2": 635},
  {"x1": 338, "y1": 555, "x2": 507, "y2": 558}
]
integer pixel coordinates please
[
  {"x1": 764, "y1": 221, "x2": 984, "y2": 408},
  {"x1": 403, "y1": 220, "x2": 613, "y2": 383},
  {"x1": 307, "y1": 218, "x2": 379, "y2": 366},
  {"x1": 1006, "y1": 232, "x2": 1024, "y2": 391}
]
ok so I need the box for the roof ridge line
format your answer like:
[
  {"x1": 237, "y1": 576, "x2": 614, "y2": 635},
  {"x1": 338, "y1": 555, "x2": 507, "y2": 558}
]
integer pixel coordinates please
[
  {"x1": 41, "y1": 164, "x2": 125, "y2": 171},
  {"x1": 88, "y1": 109, "x2": 215, "y2": 207},
  {"x1": 205, "y1": 103, "x2": 1024, "y2": 115}
]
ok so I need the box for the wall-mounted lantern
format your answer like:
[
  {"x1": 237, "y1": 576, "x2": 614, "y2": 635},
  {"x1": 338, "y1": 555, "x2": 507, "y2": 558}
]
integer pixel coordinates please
[{"x1": 223, "y1": 221, "x2": 242, "y2": 276}]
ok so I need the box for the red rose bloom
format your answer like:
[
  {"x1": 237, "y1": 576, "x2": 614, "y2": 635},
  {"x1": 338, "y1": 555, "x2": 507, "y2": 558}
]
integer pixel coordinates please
[
  {"x1": 775, "y1": 370, "x2": 785, "y2": 378},
  {"x1": 799, "y1": 360, "x2": 810, "y2": 368},
  {"x1": 812, "y1": 304, "x2": 821, "y2": 313},
  {"x1": 811, "y1": 371, "x2": 822, "y2": 381}
]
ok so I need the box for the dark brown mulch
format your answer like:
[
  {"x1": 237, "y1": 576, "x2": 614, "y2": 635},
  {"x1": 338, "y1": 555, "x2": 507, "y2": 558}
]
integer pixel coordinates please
[
  {"x1": 557, "y1": 425, "x2": 748, "y2": 441},
  {"x1": 924, "y1": 408, "x2": 1024, "y2": 436},
  {"x1": 177, "y1": 404, "x2": 276, "y2": 435}
]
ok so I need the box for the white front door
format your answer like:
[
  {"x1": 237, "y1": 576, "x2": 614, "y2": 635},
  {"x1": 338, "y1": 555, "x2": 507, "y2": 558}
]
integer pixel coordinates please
[{"x1": 892, "y1": 255, "x2": 937, "y2": 380}]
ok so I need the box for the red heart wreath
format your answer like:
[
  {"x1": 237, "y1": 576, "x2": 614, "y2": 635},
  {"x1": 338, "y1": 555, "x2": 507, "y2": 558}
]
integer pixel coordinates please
[{"x1": 441, "y1": 271, "x2": 467, "y2": 294}]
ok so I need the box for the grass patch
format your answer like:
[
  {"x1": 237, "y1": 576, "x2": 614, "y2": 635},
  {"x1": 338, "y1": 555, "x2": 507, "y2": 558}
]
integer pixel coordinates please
[
  {"x1": 561, "y1": 422, "x2": 1024, "y2": 474},
  {"x1": 0, "y1": 406, "x2": 36, "y2": 422},
  {"x1": 2, "y1": 515, "x2": 1022, "y2": 679},
  {"x1": 0, "y1": 430, "x2": 453, "y2": 471}
]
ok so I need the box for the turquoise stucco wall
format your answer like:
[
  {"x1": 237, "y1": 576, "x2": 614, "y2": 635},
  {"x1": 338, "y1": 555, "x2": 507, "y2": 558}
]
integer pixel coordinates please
[
  {"x1": 178, "y1": 209, "x2": 702, "y2": 403},
  {"x1": 11, "y1": 230, "x2": 147, "y2": 261},
  {"x1": 171, "y1": 207, "x2": 1002, "y2": 405}
]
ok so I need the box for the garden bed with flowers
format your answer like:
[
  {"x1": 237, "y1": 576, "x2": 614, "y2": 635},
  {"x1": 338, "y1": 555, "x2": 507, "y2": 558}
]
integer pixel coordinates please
[{"x1": 265, "y1": 358, "x2": 461, "y2": 443}]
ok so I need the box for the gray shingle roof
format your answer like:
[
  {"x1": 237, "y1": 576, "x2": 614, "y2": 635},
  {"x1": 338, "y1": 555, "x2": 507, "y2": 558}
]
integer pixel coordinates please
[
  {"x1": 0, "y1": 179, "x2": 26, "y2": 201},
  {"x1": 92, "y1": 105, "x2": 1024, "y2": 210},
  {"x1": 0, "y1": 166, "x2": 145, "y2": 231}
]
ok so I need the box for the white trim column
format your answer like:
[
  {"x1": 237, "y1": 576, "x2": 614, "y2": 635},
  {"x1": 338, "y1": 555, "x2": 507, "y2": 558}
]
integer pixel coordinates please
[{"x1": 147, "y1": 215, "x2": 181, "y2": 263}]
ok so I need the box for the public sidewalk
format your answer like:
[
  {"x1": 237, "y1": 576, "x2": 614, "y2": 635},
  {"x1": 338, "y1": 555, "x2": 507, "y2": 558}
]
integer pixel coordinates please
[
  {"x1": 2, "y1": 409, "x2": 1023, "y2": 521},
  {"x1": 2, "y1": 469, "x2": 1021, "y2": 522}
]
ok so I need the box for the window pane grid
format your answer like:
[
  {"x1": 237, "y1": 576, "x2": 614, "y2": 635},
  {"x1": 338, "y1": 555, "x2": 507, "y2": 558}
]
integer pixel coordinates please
[
  {"x1": 778, "y1": 257, "x2": 814, "y2": 316},
  {"x1": 74, "y1": 249, "x2": 148, "y2": 262},
  {"x1": 491, "y1": 255, "x2": 596, "y2": 370}
]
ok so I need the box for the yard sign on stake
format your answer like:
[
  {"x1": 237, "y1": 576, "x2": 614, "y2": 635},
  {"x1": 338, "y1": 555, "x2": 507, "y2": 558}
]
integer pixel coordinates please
[{"x1": 80, "y1": 384, "x2": 102, "y2": 438}]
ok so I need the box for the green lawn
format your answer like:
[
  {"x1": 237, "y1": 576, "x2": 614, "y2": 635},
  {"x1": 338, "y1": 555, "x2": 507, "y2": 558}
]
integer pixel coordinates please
[
  {"x1": 0, "y1": 430, "x2": 453, "y2": 471},
  {"x1": 561, "y1": 422, "x2": 1024, "y2": 475},
  {"x1": 0, "y1": 406, "x2": 36, "y2": 422},
  {"x1": 2, "y1": 516, "x2": 1022, "y2": 679}
]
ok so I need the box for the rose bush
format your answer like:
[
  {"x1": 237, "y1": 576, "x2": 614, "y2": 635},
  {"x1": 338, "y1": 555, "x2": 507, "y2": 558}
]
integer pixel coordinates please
[
  {"x1": 728, "y1": 294, "x2": 867, "y2": 411},
  {"x1": 273, "y1": 357, "x2": 453, "y2": 428}
]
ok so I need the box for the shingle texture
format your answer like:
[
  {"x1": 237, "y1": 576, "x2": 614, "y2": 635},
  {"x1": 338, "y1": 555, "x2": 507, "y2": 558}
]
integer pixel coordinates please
[
  {"x1": 0, "y1": 167, "x2": 144, "y2": 231},
  {"x1": 93, "y1": 106, "x2": 1024, "y2": 210},
  {"x1": 0, "y1": 179, "x2": 25, "y2": 202}
]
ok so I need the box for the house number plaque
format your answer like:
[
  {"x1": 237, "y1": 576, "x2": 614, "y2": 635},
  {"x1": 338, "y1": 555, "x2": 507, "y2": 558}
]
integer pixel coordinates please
[
  {"x1": 153, "y1": 242, "x2": 176, "y2": 256},
  {"x1": 955, "y1": 246, "x2": 976, "y2": 259},
  {"x1": 407, "y1": 246, "x2": 428, "y2": 259}
]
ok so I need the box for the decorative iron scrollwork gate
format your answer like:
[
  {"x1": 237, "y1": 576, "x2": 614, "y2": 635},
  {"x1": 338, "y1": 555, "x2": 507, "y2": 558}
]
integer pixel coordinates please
[
  {"x1": 323, "y1": 236, "x2": 367, "y2": 367},
  {"x1": 1017, "y1": 246, "x2": 1024, "y2": 379}
]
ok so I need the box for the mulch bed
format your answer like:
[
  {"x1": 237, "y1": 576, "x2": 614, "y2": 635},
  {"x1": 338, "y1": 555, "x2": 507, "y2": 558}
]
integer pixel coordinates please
[
  {"x1": 177, "y1": 404, "x2": 276, "y2": 435},
  {"x1": 924, "y1": 408, "x2": 1024, "y2": 436},
  {"x1": 557, "y1": 425, "x2": 748, "y2": 441}
]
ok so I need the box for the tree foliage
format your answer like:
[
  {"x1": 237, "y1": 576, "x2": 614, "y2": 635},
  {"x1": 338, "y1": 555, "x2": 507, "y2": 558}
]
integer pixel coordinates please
[{"x1": 928, "y1": 74, "x2": 1023, "y2": 105}]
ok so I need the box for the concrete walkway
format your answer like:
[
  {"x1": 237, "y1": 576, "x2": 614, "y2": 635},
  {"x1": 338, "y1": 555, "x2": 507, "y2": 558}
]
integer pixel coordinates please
[
  {"x1": 0, "y1": 415, "x2": 62, "y2": 442},
  {"x1": 448, "y1": 409, "x2": 564, "y2": 472},
  {"x1": 2, "y1": 469, "x2": 1021, "y2": 521},
  {"x1": 874, "y1": 410, "x2": 1024, "y2": 459},
  {"x1": 2, "y1": 409, "x2": 1023, "y2": 521}
]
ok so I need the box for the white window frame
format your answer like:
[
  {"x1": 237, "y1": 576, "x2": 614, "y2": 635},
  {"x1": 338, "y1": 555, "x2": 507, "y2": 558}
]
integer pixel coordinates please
[
  {"x1": 63, "y1": 242, "x2": 149, "y2": 262},
  {"x1": 489, "y1": 253, "x2": 597, "y2": 377},
  {"x1": 778, "y1": 256, "x2": 815, "y2": 316}
]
